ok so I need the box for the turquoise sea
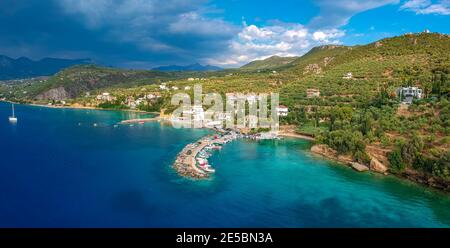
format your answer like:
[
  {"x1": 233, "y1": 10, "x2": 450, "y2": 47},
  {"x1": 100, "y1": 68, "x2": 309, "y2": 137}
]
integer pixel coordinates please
[{"x1": 0, "y1": 101, "x2": 449, "y2": 227}]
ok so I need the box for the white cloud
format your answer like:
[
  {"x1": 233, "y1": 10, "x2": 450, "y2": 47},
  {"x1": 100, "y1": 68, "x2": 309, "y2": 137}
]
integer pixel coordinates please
[
  {"x1": 400, "y1": 0, "x2": 450, "y2": 15},
  {"x1": 312, "y1": 29, "x2": 345, "y2": 42},
  {"x1": 207, "y1": 23, "x2": 346, "y2": 67},
  {"x1": 309, "y1": 0, "x2": 400, "y2": 28}
]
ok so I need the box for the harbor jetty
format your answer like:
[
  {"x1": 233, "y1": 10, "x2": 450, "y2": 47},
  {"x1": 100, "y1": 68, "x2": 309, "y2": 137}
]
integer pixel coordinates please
[{"x1": 173, "y1": 130, "x2": 241, "y2": 179}]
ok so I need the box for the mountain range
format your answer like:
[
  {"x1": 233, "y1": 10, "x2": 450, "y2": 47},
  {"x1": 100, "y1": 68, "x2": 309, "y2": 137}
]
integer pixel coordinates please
[{"x1": 0, "y1": 55, "x2": 92, "y2": 80}]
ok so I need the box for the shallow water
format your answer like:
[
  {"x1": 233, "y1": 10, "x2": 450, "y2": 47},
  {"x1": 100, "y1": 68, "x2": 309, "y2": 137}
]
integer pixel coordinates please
[{"x1": 0, "y1": 102, "x2": 449, "y2": 227}]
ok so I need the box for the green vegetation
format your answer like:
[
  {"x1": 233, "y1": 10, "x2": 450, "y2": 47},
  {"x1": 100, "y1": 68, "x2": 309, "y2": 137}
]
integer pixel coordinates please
[
  {"x1": 240, "y1": 55, "x2": 298, "y2": 71},
  {"x1": 2, "y1": 32, "x2": 449, "y2": 186}
]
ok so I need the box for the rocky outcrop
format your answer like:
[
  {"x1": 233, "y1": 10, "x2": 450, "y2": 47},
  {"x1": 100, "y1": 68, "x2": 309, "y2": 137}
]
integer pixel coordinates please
[
  {"x1": 349, "y1": 162, "x2": 369, "y2": 172},
  {"x1": 35, "y1": 86, "x2": 69, "y2": 100},
  {"x1": 303, "y1": 63, "x2": 322, "y2": 75},
  {"x1": 310, "y1": 144, "x2": 353, "y2": 167},
  {"x1": 311, "y1": 144, "x2": 337, "y2": 158},
  {"x1": 370, "y1": 158, "x2": 388, "y2": 174}
]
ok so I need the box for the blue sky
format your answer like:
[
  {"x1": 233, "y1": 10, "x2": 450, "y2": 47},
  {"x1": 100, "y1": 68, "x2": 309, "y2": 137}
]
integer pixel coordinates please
[{"x1": 0, "y1": 0, "x2": 449, "y2": 68}]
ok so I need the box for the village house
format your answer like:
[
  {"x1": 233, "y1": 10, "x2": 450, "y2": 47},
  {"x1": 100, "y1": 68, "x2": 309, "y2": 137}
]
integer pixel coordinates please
[
  {"x1": 145, "y1": 93, "x2": 157, "y2": 100},
  {"x1": 184, "y1": 86, "x2": 191, "y2": 90},
  {"x1": 96, "y1": 92, "x2": 116, "y2": 102},
  {"x1": 159, "y1": 83, "x2": 167, "y2": 90},
  {"x1": 192, "y1": 105, "x2": 205, "y2": 122},
  {"x1": 306, "y1": 89, "x2": 321, "y2": 98},
  {"x1": 276, "y1": 105, "x2": 289, "y2": 117},
  {"x1": 217, "y1": 112, "x2": 233, "y2": 122},
  {"x1": 397, "y1": 86, "x2": 423, "y2": 104},
  {"x1": 343, "y1": 72, "x2": 353, "y2": 79}
]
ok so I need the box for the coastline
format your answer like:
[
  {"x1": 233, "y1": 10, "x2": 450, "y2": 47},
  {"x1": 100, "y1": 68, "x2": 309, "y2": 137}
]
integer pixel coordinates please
[
  {"x1": 1, "y1": 100, "x2": 159, "y2": 115},
  {"x1": 4, "y1": 100, "x2": 448, "y2": 193},
  {"x1": 278, "y1": 131, "x2": 315, "y2": 141}
]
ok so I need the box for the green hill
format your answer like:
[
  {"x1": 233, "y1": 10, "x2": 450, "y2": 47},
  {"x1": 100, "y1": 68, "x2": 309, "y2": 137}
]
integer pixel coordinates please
[
  {"x1": 280, "y1": 33, "x2": 450, "y2": 105},
  {"x1": 240, "y1": 55, "x2": 298, "y2": 71},
  {"x1": 2, "y1": 65, "x2": 226, "y2": 100}
]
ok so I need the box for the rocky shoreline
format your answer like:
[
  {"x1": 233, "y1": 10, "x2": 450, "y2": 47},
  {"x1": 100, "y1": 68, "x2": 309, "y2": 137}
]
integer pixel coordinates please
[
  {"x1": 310, "y1": 144, "x2": 388, "y2": 174},
  {"x1": 310, "y1": 144, "x2": 450, "y2": 193}
]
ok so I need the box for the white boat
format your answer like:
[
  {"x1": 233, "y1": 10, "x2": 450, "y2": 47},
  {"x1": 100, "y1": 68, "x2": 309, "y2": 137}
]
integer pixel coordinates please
[
  {"x1": 203, "y1": 166, "x2": 216, "y2": 173},
  {"x1": 8, "y1": 104, "x2": 17, "y2": 123}
]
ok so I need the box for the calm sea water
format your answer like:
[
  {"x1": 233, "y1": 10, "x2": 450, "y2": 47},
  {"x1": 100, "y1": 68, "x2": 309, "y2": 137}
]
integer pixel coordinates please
[{"x1": 0, "y1": 102, "x2": 449, "y2": 227}]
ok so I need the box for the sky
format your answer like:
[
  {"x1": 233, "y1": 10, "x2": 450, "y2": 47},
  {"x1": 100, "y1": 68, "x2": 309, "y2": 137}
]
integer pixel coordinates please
[{"x1": 0, "y1": 0, "x2": 449, "y2": 68}]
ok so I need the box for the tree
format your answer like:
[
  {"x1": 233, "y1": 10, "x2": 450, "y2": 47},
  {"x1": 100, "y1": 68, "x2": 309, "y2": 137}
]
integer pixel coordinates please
[{"x1": 388, "y1": 150, "x2": 405, "y2": 172}]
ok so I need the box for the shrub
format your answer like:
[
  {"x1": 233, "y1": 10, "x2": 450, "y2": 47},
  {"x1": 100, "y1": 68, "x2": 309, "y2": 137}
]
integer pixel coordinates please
[{"x1": 388, "y1": 150, "x2": 406, "y2": 172}]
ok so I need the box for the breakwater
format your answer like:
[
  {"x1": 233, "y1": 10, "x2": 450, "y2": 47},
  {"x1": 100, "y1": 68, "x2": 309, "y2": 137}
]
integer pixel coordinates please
[{"x1": 173, "y1": 130, "x2": 240, "y2": 179}]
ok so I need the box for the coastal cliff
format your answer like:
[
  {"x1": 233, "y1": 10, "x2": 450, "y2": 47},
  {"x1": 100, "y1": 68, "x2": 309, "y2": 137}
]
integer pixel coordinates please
[{"x1": 35, "y1": 86, "x2": 70, "y2": 100}]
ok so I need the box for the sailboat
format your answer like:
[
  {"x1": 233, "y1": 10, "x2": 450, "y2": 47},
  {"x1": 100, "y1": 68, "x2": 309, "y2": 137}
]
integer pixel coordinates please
[{"x1": 9, "y1": 104, "x2": 17, "y2": 123}]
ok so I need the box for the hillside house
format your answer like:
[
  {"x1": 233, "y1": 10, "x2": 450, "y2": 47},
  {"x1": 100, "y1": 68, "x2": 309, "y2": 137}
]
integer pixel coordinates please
[
  {"x1": 159, "y1": 83, "x2": 167, "y2": 90},
  {"x1": 306, "y1": 89, "x2": 321, "y2": 98},
  {"x1": 96, "y1": 92, "x2": 116, "y2": 102},
  {"x1": 397, "y1": 86, "x2": 423, "y2": 104},
  {"x1": 276, "y1": 105, "x2": 289, "y2": 117},
  {"x1": 343, "y1": 72, "x2": 353, "y2": 79}
]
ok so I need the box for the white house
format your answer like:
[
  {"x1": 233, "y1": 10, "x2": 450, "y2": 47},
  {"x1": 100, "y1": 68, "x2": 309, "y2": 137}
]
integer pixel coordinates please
[
  {"x1": 184, "y1": 86, "x2": 191, "y2": 90},
  {"x1": 276, "y1": 105, "x2": 289, "y2": 117},
  {"x1": 146, "y1": 94, "x2": 156, "y2": 100},
  {"x1": 397, "y1": 86, "x2": 423, "y2": 104},
  {"x1": 172, "y1": 86, "x2": 179, "y2": 90},
  {"x1": 343, "y1": 72, "x2": 353, "y2": 79},
  {"x1": 96, "y1": 92, "x2": 116, "y2": 101},
  {"x1": 159, "y1": 83, "x2": 167, "y2": 90},
  {"x1": 192, "y1": 105, "x2": 205, "y2": 121}
]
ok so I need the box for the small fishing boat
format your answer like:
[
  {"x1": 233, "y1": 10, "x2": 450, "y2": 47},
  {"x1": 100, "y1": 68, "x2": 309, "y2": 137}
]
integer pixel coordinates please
[{"x1": 202, "y1": 165, "x2": 216, "y2": 173}]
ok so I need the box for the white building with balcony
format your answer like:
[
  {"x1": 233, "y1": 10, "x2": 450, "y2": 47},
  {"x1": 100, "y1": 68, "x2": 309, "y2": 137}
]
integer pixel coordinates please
[
  {"x1": 398, "y1": 86, "x2": 423, "y2": 104},
  {"x1": 276, "y1": 105, "x2": 289, "y2": 117}
]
